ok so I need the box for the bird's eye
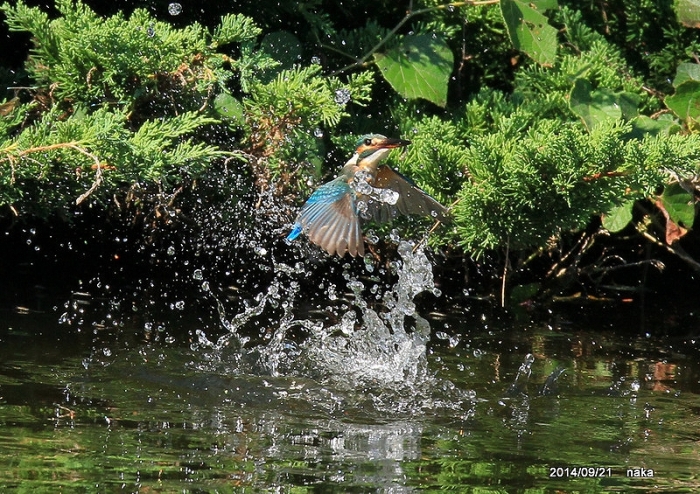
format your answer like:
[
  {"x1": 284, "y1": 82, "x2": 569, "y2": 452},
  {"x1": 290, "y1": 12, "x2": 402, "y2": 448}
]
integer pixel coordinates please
[{"x1": 364, "y1": 138, "x2": 372, "y2": 146}]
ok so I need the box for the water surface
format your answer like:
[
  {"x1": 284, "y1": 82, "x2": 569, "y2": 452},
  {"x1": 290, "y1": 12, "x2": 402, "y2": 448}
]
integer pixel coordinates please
[{"x1": 2, "y1": 243, "x2": 700, "y2": 492}]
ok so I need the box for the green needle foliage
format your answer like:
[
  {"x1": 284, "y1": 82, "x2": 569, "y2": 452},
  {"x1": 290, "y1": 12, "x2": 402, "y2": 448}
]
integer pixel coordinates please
[
  {"x1": 4, "y1": 0, "x2": 700, "y2": 301},
  {"x1": 1, "y1": 0, "x2": 261, "y2": 107},
  {"x1": 0, "y1": 0, "x2": 365, "y2": 218}
]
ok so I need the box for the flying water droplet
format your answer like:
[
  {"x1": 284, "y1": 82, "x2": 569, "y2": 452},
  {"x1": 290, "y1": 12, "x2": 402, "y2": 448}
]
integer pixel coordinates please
[
  {"x1": 313, "y1": 127, "x2": 323, "y2": 138},
  {"x1": 356, "y1": 200, "x2": 368, "y2": 215},
  {"x1": 388, "y1": 229, "x2": 401, "y2": 244},
  {"x1": 168, "y1": 3, "x2": 182, "y2": 15},
  {"x1": 379, "y1": 188, "x2": 399, "y2": 205},
  {"x1": 334, "y1": 88, "x2": 351, "y2": 106},
  {"x1": 365, "y1": 230, "x2": 379, "y2": 244}
]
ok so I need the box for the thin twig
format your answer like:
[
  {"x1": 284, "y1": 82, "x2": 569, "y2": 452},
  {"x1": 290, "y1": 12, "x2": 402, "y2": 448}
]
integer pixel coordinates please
[
  {"x1": 413, "y1": 197, "x2": 460, "y2": 253},
  {"x1": 639, "y1": 229, "x2": 700, "y2": 272},
  {"x1": 1, "y1": 141, "x2": 108, "y2": 204},
  {"x1": 501, "y1": 234, "x2": 509, "y2": 308},
  {"x1": 70, "y1": 144, "x2": 107, "y2": 205},
  {"x1": 329, "y1": 0, "x2": 499, "y2": 76}
]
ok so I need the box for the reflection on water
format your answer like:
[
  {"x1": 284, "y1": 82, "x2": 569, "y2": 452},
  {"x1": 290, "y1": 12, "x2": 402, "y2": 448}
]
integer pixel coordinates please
[
  {"x1": 2, "y1": 239, "x2": 700, "y2": 492},
  {"x1": 3, "y1": 309, "x2": 700, "y2": 491}
]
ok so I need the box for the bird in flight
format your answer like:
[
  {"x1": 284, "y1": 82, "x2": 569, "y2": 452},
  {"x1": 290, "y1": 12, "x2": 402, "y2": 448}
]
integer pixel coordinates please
[{"x1": 286, "y1": 134, "x2": 449, "y2": 256}]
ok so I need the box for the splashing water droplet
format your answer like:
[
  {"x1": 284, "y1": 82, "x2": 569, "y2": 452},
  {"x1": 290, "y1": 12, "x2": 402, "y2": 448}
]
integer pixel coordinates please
[
  {"x1": 311, "y1": 56, "x2": 321, "y2": 65},
  {"x1": 168, "y1": 2, "x2": 182, "y2": 15},
  {"x1": 388, "y1": 229, "x2": 401, "y2": 244},
  {"x1": 379, "y1": 188, "x2": 399, "y2": 205},
  {"x1": 365, "y1": 230, "x2": 379, "y2": 244},
  {"x1": 356, "y1": 200, "x2": 368, "y2": 215},
  {"x1": 313, "y1": 127, "x2": 323, "y2": 138},
  {"x1": 334, "y1": 88, "x2": 351, "y2": 106},
  {"x1": 351, "y1": 172, "x2": 373, "y2": 195}
]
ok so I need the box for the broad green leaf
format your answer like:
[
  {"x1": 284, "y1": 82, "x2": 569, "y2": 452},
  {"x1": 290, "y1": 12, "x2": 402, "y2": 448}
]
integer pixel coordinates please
[
  {"x1": 569, "y1": 78, "x2": 621, "y2": 131},
  {"x1": 676, "y1": 0, "x2": 700, "y2": 27},
  {"x1": 617, "y1": 92, "x2": 641, "y2": 120},
  {"x1": 260, "y1": 31, "x2": 302, "y2": 70},
  {"x1": 510, "y1": 282, "x2": 540, "y2": 304},
  {"x1": 500, "y1": 0, "x2": 558, "y2": 66},
  {"x1": 665, "y1": 80, "x2": 700, "y2": 120},
  {"x1": 660, "y1": 182, "x2": 695, "y2": 227},
  {"x1": 213, "y1": 93, "x2": 244, "y2": 124},
  {"x1": 373, "y1": 34, "x2": 453, "y2": 107},
  {"x1": 673, "y1": 62, "x2": 700, "y2": 86},
  {"x1": 602, "y1": 200, "x2": 634, "y2": 232},
  {"x1": 531, "y1": 0, "x2": 558, "y2": 8},
  {"x1": 628, "y1": 114, "x2": 681, "y2": 139}
]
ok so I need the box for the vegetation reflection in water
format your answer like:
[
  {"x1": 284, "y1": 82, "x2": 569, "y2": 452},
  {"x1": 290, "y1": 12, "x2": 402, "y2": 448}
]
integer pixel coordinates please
[{"x1": 2, "y1": 244, "x2": 700, "y2": 492}]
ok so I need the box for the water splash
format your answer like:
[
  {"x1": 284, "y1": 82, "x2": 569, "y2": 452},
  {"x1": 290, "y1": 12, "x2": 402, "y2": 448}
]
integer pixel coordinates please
[
  {"x1": 297, "y1": 242, "x2": 435, "y2": 388},
  {"x1": 190, "y1": 236, "x2": 473, "y2": 415}
]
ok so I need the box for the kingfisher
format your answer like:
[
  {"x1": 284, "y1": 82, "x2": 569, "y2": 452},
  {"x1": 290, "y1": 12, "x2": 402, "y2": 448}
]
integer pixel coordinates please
[{"x1": 286, "y1": 134, "x2": 449, "y2": 257}]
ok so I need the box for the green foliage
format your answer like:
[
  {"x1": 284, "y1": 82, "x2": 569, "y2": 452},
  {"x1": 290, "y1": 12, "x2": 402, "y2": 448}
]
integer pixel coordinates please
[
  {"x1": 5, "y1": 0, "x2": 700, "y2": 290},
  {"x1": 601, "y1": 200, "x2": 634, "y2": 232},
  {"x1": 244, "y1": 65, "x2": 373, "y2": 177},
  {"x1": 453, "y1": 120, "x2": 630, "y2": 254},
  {"x1": 0, "y1": 0, "x2": 261, "y2": 216},
  {"x1": 399, "y1": 116, "x2": 469, "y2": 204},
  {"x1": 500, "y1": 0, "x2": 558, "y2": 66},
  {"x1": 1, "y1": 0, "x2": 255, "y2": 107},
  {"x1": 374, "y1": 34, "x2": 454, "y2": 107},
  {"x1": 0, "y1": 105, "x2": 224, "y2": 216},
  {"x1": 210, "y1": 13, "x2": 261, "y2": 46},
  {"x1": 659, "y1": 182, "x2": 695, "y2": 227},
  {"x1": 569, "y1": 78, "x2": 640, "y2": 131}
]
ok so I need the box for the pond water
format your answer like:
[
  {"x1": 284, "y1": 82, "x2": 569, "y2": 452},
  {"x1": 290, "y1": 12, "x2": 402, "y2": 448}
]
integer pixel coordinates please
[{"x1": 2, "y1": 243, "x2": 700, "y2": 493}]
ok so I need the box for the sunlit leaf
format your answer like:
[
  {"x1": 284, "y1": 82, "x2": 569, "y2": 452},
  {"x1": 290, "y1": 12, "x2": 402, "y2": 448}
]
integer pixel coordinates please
[
  {"x1": 500, "y1": 0, "x2": 558, "y2": 66},
  {"x1": 628, "y1": 114, "x2": 681, "y2": 138},
  {"x1": 665, "y1": 80, "x2": 700, "y2": 120},
  {"x1": 676, "y1": 0, "x2": 700, "y2": 27},
  {"x1": 374, "y1": 34, "x2": 453, "y2": 107},
  {"x1": 569, "y1": 78, "x2": 621, "y2": 131},
  {"x1": 659, "y1": 182, "x2": 695, "y2": 229},
  {"x1": 673, "y1": 62, "x2": 700, "y2": 86},
  {"x1": 213, "y1": 92, "x2": 244, "y2": 124},
  {"x1": 602, "y1": 200, "x2": 634, "y2": 232}
]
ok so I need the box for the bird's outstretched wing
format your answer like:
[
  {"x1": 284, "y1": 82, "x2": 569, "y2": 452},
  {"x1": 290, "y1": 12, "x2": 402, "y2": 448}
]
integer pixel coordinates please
[
  {"x1": 366, "y1": 166, "x2": 450, "y2": 224},
  {"x1": 287, "y1": 177, "x2": 364, "y2": 257}
]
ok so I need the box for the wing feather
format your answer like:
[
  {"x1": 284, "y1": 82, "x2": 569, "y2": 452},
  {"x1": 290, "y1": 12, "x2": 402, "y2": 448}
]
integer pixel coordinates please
[
  {"x1": 370, "y1": 166, "x2": 450, "y2": 223},
  {"x1": 292, "y1": 177, "x2": 364, "y2": 257}
]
